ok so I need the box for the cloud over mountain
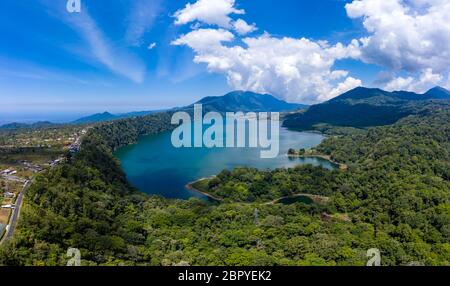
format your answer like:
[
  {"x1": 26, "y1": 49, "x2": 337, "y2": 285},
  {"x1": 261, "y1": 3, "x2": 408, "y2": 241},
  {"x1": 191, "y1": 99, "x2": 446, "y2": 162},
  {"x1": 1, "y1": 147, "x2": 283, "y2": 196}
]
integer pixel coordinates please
[
  {"x1": 173, "y1": 0, "x2": 362, "y2": 104},
  {"x1": 346, "y1": 0, "x2": 450, "y2": 92},
  {"x1": 173, "y1": 0, "x2": 450, "y2": 102}
]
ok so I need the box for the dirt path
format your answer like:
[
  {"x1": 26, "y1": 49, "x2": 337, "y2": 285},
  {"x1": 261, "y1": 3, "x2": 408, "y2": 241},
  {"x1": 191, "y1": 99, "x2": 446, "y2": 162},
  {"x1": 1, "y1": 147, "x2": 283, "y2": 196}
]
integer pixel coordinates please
[
  {"x1": 185, "y1": 177, "x2": 223, "y2": 202},
  {"x1": 264, "y1": 193, "x2": 330, "y2": 205},
  {"x1": 186, "y1": 178, "x2": 330, "y2": 205}
]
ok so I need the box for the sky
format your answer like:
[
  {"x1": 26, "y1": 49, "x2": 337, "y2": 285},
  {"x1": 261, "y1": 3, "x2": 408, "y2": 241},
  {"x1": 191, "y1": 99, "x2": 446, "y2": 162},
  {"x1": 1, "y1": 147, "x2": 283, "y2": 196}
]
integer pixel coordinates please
[{"x1": 0, "y1": 0, "x2": 449, "y2": 123}]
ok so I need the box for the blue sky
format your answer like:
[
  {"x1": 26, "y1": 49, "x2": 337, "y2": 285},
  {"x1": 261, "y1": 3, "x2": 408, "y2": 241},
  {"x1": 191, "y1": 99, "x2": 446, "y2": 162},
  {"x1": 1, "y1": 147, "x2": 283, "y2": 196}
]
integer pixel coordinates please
[{"x1": 1, "y1": 0, "x2": 449, "y2": 123}]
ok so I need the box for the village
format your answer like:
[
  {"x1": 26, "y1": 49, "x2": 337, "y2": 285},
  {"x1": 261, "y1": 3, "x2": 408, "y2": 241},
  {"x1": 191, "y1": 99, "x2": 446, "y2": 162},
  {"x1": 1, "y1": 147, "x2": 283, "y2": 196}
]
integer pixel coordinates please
[
  {"x1": 0, "y1": 126, "x2": 87, "y2": 241},
  {"x1": 0, "y1": 169, "x2": 28, "y2": 241}
]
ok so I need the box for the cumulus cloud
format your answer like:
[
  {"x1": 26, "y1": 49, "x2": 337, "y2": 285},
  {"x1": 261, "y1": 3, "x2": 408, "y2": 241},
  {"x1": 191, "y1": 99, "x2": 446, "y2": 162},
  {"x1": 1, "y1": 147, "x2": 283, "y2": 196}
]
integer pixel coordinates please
[
  {"x1": 346, "y1": 0, "x2": 450, "y2": 91},
  {"x1": 384, "y1": 76, "x2": 414, "y2": 92},
  {"x1": 232, "y1": 19, "x2": 257, "y2": 35},
  {"x1": 385, "y1": 68, "x2": 443, "y2": 92},
  {"x1": 173, "y1": 0, "x2": 450, "y2": 102},
  {"x1": 174, "y1": 0, "x2": 244, "y2": 28},
  {"x1": 173, "y1": 30, "x2": 362, "y2": 103},
  {"x1": 329, "y1": 77, "x2": 362, "y2": 98},
  {"x1": 172, "y1": 28, "x2": 235, "y2": 50},
  {"x1": 171, "y1": 0, "x2": 364, "y2": 103},
  {"x1": 148, "y1": 42, "x2": 157, "y2": 50}
]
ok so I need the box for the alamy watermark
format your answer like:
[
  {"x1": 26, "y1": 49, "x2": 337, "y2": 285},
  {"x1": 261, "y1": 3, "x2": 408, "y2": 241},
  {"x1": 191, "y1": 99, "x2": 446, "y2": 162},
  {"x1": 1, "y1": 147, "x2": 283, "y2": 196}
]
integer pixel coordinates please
[
  {"x1": 171, "y1": 104, "x2": 280, "y2": 159},
  {"x1": 66, "y1": 0, "x2": 81, "y2": 13},
  {"x1": 366, "y1": 248, "x2": 381, "y2": 266},
  {"x1": 67, "y1": 247, "x2": 81, "y2": 266}
]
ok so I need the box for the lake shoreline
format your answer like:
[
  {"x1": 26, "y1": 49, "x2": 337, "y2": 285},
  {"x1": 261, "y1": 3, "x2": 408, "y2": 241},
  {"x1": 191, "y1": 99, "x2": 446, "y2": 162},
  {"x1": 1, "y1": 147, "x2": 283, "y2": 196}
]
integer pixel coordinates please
[{"x1": 116, "y1": 123, "x2": 336, "y2": 200}]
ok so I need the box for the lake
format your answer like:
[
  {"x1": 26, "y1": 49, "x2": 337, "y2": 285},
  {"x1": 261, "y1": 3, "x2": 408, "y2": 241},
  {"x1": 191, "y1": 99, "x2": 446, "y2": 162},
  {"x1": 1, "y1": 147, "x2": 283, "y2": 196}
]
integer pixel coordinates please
[{"x1": 115, "y1": 125, "x2": 335, "y2": 200}]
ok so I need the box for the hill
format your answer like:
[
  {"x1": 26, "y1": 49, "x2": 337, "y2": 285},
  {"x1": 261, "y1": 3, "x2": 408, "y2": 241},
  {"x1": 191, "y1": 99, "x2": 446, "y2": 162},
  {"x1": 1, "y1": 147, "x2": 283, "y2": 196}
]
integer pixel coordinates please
[
  {"x1": 71, "y1": 112, "x2": 119, "y2": 124},
  {"x1": 71, "y1": 110, "x2": 163, "y2": 124},
  {"x1": 190, "y1": 91, "x2": 307, "y2": 112},
  {"x1": 0, "y1": 121, "x2": 59, "y2": 130},
  {"x1": 3, "y1": 91, "x2": 305, "y2": 129},
  {"x1": 283, "y1": 86, "x2": 450, "y2": 130}
]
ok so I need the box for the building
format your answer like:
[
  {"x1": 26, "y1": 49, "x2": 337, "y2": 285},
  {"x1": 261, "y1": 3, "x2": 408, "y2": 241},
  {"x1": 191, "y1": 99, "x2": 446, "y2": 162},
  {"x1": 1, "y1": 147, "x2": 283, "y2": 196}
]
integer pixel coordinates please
[
  {"x1": 1, "y1": 204, "x2": 15, "y2": 209},
  {"x1": 3, "y1": 192, "x2": 14, "y2": 198},
  {"x1": 1, "y1": 169, "x2": 17, "y2": 176}
]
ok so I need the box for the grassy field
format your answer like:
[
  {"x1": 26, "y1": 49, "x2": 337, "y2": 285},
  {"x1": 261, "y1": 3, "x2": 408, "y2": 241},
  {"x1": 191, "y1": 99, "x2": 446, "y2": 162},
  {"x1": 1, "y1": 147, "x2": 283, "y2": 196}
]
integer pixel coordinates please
[
  {"x1": 0, "y1": 209, "x2": 11, "y2": 225},
  {"x1": 0, "y1": 148, "x2": 63, "y2": 166}
]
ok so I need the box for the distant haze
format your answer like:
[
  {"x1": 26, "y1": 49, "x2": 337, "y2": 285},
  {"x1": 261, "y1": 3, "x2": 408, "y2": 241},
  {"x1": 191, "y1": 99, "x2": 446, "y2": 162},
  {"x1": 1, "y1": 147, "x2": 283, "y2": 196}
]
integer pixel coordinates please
[{"x1": 0, "y1": 112, "x2": 92, "y2": 125}]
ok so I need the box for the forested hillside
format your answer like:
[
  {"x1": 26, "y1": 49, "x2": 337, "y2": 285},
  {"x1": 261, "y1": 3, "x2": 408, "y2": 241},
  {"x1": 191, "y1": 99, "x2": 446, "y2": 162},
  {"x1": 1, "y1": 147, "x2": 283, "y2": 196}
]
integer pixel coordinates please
[
  {"x1": 191, "y1": 91, "x2": 306, "y2": 112},
  {"x1": 283, "y1": 87, "x2": 450, "y2": 130},
  {"x1": 92, "y1": 112, "x2": 173, "y2": 151},
  {"x1": 0, "y1": 109, "x2": 448, "y2": 266}
]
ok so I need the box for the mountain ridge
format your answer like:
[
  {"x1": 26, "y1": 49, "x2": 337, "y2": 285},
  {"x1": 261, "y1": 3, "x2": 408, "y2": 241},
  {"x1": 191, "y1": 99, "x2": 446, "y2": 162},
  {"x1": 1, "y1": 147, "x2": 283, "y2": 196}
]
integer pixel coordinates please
[
  {"x1": 190, "y1": 90, "x2": 307, "y2": 112},
  {"x1": 0, "y1": 121, "x2": 59, "y2": 130},
  {"x1": 3, "y1": 87, "x2": 448, "y2": 130},
  {"x1": 1, "y1": 91, "x2": 305, "y2": 129},
  {"x1": 283, "y1": 86, "x2": 450, "y2": 130}
]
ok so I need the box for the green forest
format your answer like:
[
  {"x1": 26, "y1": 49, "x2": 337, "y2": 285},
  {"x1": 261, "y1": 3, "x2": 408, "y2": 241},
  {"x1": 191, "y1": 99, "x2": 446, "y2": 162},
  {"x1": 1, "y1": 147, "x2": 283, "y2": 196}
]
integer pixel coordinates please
[
  {"x1": 0, "y1": 108, "x2": 449, "y2": 266},
  {"x1": 283, "y1": 87, "x2": 450, "y2": 130}
]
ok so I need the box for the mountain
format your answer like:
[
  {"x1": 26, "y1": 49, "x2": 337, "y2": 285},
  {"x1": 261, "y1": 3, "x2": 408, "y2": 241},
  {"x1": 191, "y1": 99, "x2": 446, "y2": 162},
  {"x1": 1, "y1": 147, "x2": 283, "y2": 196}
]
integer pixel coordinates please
[
  {"x1": 71, "y1": 110, "x2": 162, "y2": 124},
  {"x1": 190, "y1": 91, "x2": 307, "y2": 112},
  {"x1": 284, "y1": 86, "x2": 450, "y2": 130},
  {"x1": 4, "y1": 91, "x2": 305, "y2": 128},
  {"x1": 423, "y1": 86, "x2": 450, "y2": 99},
  {"x1": 72, "y1": 112, "x2": 119, "y2": 124},
  {"x1": 0, "y1": 121, "x2": 59, "y2": 130},
  {"x1": 328, "y1": 86, "x2": 450, "y2": 102}
]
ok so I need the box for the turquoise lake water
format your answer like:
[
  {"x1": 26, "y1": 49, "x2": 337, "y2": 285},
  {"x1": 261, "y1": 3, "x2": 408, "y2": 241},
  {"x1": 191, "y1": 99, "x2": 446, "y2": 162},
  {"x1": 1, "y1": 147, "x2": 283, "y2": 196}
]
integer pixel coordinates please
[{"x1": 115, "y1": 126, "x2": 335, "y2": 200}]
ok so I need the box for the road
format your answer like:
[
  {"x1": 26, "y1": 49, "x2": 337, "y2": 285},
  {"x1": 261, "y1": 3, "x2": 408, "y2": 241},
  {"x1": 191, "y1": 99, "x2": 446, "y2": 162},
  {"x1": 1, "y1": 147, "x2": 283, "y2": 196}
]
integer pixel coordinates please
[
  {"x1": 0, "y1": 180, "x2": 30, "y2": 245},
  {"x1": 0, "y1": 133, "x2": 84, "y2": 245}
]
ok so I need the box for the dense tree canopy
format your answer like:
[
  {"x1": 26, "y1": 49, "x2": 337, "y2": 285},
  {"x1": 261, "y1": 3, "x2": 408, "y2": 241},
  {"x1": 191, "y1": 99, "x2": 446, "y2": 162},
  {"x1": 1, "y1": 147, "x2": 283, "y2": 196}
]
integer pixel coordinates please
[{"x1": 0, "y1": 109, "x2": 448, "y2": 266}]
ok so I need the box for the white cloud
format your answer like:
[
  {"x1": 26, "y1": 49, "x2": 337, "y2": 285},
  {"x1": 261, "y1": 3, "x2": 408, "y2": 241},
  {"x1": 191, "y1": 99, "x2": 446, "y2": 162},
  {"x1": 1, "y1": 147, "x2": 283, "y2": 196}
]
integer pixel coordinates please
[
  {"x1": 232, "y1": 19, "x2": 257, "y2": 35},
  {"x1": 173, "y1": 30, "x2": 362, "y2": 103},
  {"x1": 148, "y1": 42, "x2": 157, "y2": 50},
  {"x1": 174, "y1": 0, "x2": 244, "y2": 28},
  {"x1": 346, "y1": 0, "x2": 450, "y2": 91},
  {"x1": 329, "y1": 77, "x2": 362, "y2": 99},
  {"x1": 385, "y1": 68, "x2": 443, "y2": 92},
  {"x1": 173, "y1": 0, "x2": 450, "y2": 101},
  {"x1": 384, "y1": 76, "x2": 414, "y2": 91},
  {"x1": 172, "y1": 28, "x2": 235, "y2": 51},
  {"x1": 418, "y1": 68, "x2": 443, "y2": 88},
  {"x1": 172, "y1": 0, "x2": 364, "y2": 102}
]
